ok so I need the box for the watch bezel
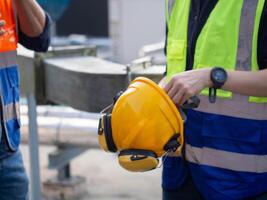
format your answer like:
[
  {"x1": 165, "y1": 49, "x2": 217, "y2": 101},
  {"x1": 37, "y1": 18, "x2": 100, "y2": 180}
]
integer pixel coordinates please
[{"x1": 210, "y1": 67, "x2": 227, "y2": 89}]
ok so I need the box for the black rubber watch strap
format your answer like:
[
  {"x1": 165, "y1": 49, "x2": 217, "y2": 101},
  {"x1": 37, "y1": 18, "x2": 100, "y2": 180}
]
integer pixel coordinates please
[{"x1": 209, "y1": 88, "x2": 217, "y2": 103}]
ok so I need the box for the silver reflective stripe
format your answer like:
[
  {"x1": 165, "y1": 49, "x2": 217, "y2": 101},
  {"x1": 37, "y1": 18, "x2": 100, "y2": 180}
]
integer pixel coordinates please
[
  {"x1": 4, "y1": 102, "x2": 20, "y2": 122},
  {"x1": 232, "y1": 0, "x2": 260, "y2": 108},
  {"x1": 186, "y1": 144, "x2": 267, "y2": 173},
  {"x1": 166, "y1": 0, "x2": 176, "y2": 24},
  {"x1": 236, "y1": 0, "x2": 258, "y2": 71},
  {"x1": 168, "y1": 0, "x2": 175, "y2": 16},
  {"x1": 195, "y1": 95, "x2": 267, "y2": 120},
  {"x1": 233, "y1": 0, "x2": 258, "y2": 104},
  {"x1": 0, "y1": 51, "x2": 17, "y2": 68}
]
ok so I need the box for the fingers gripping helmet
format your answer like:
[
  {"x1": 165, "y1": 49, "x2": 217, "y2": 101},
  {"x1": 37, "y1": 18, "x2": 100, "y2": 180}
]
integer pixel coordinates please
[{"x1": 98, "y1": 77, "x2": 184, "y2": 172}]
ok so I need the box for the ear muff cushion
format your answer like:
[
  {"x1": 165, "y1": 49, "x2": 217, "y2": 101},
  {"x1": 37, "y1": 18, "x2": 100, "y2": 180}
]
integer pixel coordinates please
[
  {"x1": 104, "y1": 114, "x2": 117, "y2": 152},
  {"x1": 118, "y1": 149, "x2": 159, "y2": 172}
]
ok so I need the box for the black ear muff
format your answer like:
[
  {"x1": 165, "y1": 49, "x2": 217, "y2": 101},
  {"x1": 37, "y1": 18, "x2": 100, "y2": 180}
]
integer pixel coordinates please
[
  {"x1": 118, "y1": 149, "x2": 159, "y2": 172},
  {"x1": 103, "y1": 114, "x2": 117, "y2": 152},
  {"x1": 164, "y1": 134, "x2": 180, "y2": 152}
]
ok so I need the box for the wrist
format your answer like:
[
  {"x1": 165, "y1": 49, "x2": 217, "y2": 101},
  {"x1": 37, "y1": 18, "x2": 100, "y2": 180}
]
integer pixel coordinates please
[{"x1": 202, "y1": 68, "x2": 213, "y2": 88}]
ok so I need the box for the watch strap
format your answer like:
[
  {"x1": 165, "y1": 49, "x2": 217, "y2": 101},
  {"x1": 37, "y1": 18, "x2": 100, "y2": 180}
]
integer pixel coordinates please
[{"x1": 209, "y1": 88, "x2": 217, "y2": 103}]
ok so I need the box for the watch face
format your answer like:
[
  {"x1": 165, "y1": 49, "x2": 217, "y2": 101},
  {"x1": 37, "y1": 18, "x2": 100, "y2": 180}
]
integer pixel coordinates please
[
  {"x1": 211, "y1": 67, "x2": 227, "y2": 89},
  {"x1": 214, "y1": 69, "x2": 227, "y2": 84}
]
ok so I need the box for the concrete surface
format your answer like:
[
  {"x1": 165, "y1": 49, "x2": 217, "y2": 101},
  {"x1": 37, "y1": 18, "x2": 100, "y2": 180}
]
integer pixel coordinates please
[{"x1": 20, "y1": 146, "x2": 162, "y2": 200}]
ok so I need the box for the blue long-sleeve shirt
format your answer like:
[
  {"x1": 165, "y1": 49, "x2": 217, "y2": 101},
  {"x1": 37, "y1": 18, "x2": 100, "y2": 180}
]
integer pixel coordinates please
[{"x1": 18, "y1": 13, "x2": 52, "y2": 52}]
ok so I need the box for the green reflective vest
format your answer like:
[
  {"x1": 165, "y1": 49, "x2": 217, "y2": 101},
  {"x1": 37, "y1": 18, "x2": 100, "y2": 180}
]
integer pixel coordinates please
[{"x1": 166, "y1": 0, "x2": 267, "y2": 103}]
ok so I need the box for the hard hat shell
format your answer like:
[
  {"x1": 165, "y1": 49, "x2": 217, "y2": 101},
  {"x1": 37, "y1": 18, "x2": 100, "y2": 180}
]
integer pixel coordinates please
[{"x1": 111, "y1": 77, "x2": 184, "y2": 157}]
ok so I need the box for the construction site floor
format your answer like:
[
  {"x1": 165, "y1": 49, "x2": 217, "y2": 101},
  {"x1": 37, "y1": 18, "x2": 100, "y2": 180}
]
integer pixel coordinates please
[{"x1": 20, "y1": 145, "x2": 162, "y2": 200}]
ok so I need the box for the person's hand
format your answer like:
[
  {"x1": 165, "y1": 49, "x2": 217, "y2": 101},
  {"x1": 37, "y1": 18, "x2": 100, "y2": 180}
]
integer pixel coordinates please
[
  {"x1": 158, "y1": 76, "x2": 167, "y2": 88},
  {"x1": 163, "y1": 68, "x2": 212, "y2": 106},
  {"x1": 0, "y1": 20, "x2": 6, "y2": 36}
]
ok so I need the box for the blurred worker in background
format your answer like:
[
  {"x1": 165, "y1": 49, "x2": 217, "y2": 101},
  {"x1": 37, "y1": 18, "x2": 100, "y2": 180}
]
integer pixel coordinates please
[
  {"x1": 162, "y1": 0, "x2": 267, "y2": 199},
  {"x1": 0, "y1": 0, "x2": 50, "y2": 199}
]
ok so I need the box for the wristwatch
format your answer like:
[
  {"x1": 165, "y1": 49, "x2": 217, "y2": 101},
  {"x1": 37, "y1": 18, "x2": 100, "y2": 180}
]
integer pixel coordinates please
[{"x1": 209, "y1": 67, "x2": 228, "y2": 103}]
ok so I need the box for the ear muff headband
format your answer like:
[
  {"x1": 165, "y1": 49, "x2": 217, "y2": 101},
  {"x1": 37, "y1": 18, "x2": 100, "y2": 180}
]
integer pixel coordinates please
[{"x1": 104, "y1": 114, "x2": 117, "y2": 152}]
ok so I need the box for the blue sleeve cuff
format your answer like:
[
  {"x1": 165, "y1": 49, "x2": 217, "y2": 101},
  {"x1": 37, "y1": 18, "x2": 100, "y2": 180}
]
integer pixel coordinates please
[{"x1": 18, "y1": 13, "x2": 52, "y2": 52}]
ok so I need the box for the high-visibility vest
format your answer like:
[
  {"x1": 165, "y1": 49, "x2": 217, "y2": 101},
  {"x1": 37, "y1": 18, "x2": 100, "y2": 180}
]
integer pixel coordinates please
[
  {"x1": 0, "y1": 0, "x2": 18, "y2": 52},
  {"x1": 165, "y1": 1, "x2": 267, "y2": 199},
  {"x1": 0, "y1": 0, "x2": 20, "y2": 151},
  {"x1": 166, "y1": 0, "x2": 267, "y2": 120}
]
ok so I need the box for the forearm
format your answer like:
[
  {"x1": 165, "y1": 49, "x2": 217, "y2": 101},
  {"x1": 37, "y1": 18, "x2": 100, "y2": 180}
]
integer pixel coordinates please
[
  {"x1": 223, "y1": 69, "x2": 267, "y2": 97},
  {"x1": 13, "y1": 0, "x2": 46, "y2": 37},
  {"x1": 163, "y1": 67, "x2": 267, "y2": 105}
]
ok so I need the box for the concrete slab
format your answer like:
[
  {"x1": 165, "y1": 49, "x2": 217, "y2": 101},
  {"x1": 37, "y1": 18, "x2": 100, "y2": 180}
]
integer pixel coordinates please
[{"x1": 20, "y1": 146, "x2": 162, "y2": 200}]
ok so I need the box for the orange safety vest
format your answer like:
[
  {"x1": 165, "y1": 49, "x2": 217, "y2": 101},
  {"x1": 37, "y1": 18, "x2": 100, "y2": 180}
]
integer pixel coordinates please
[{"x1": 0, "y1": 0, "x2": 18, "y2": 52}]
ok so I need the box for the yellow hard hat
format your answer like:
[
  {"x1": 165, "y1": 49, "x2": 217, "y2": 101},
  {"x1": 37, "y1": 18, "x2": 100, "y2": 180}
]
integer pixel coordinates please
[{"x1": 98, "y1": 77, "x2": 184, "y2": 172}]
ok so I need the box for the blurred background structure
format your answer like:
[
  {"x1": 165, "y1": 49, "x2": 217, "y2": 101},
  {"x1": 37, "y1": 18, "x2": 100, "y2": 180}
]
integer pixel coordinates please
[
  {"x1": 19, "y1": 0, "x2": 166, "y2": 199},
  {"x1": 38, "y1": 0, "x2": 166, "y2": 63}
]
